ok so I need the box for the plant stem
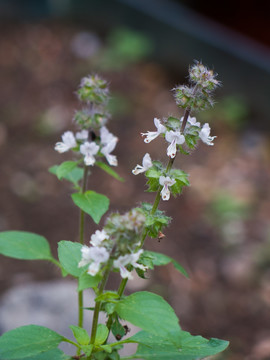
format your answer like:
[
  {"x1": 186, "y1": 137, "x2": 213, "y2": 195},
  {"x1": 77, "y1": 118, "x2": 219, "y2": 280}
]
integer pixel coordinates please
[
  {"x1": 107, "y1": 108, "x2": 192, "y2": 342},
  {"x1": 90, "y1": 261, "x2": 112, "y2": 348},
  {"x1": 77, "y1": 165, "x2": 88, "y2": 356}
]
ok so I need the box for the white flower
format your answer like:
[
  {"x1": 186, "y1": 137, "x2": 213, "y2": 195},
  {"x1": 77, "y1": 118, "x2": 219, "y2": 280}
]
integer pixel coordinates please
[
  {"x1": 199, "y1": 123, "x2": 216, "y2": 146},
  {"x1": 132, "y1": 153, "x2": 153, "y2": 175},
  {"x1": 80, "y1": 141, "x2": 99, "y2": 166},
  {"x1": 76, "y1": 130, "x2": 89, "y2": 140},
  {"x1": 185, "y1": 116, "x2": 201, "y2": 127},
  {"x1": 141, "y1": 118, "x2": 166, "y2": 143},
  {"x1": 159, "y1": 176, "x2": 176, "y2": 201},
  {"x1": 55, "y1": 131, "x2": 77, "y2": 153},
  {"x1": 100, "y1": 126, "x2": 117, "y2": 145},
  {"x1": 113, "y1": 250, "x2": 147, "y2": 280},
  {"x1": 101, "y1": 139, "x2": 118, "y2": 166},
  {"x1": 165, "y1": 130, "x2": 185, "y2": 158},
  {"x1": 100, "y1": 126, "x2": 118, "y2": 166},
  {"x1": 90, "y1": 229, "x2": 109, "y2": 247},
  {"x1": 78, "y1": 246, "x2": 110, "y2": 276}
]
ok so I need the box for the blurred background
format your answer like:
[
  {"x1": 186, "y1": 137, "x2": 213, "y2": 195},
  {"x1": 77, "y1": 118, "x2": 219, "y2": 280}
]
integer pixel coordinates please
[{"x1": 0, "y1": 0, "x2": 270, "y2": 359}]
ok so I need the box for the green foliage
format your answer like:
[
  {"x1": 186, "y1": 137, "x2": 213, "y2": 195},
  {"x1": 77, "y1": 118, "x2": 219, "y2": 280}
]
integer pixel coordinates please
[
  {"x1": 0, "y1": 231, "x2": 53, "y2": 261},
  {"x1": 145, "y1": 161, "x2": 163, "y2": 192},
  {"x1": 69, "y1": 325, "x2": 90, "y2": 346},
  {"x1": 58, "y1": 241, "x2": 85, "y2": 277},
  {"x1": 49, "y1": 164, "x2": 84, "y2": 186},
  {"x1": 95, "y1": 291, "x2": 120, "y2": 303},
  {"x1": 141, "y1": 202, "x2": 171, "y2": 238},
  {"x1": 96, "y1": 161, "x2": 124, "y2": 182},
  {"x1": 77, "y1": 272, "x2": 102, "y2": 291},
  {"x1": 71, "y1": 191, "x2": 109, "y2": 224},
  {"x1": 184, "y1": 126, "x2": 200, "y2": 150},
  {"x1": 166, "y1": 116, "x2": 181, "y2": 131},
  {"x1": 0, "y1": 325, "x2": 63, "y2": 359},
  {"x1": 169, "y1": 169, "x2": 190, "y2": 197},
  {"x1": 95, "y1": 324, "x2": 109, "y2": 345},
  {"x1": 111, "y1": 317, "x2": 126, "y2": 340},
  {"x1": 129, "y1": 330, "x2": 229, "y2": 359},
  {"x1": 114, "y1": 291, "x2": 181, "y2": 339},
  {"x1": 142, "y1": 251, "x2": 188, "y2": 278},
  {"x1": 11, "y1": 349, "x2": 70, "y2": 360}
]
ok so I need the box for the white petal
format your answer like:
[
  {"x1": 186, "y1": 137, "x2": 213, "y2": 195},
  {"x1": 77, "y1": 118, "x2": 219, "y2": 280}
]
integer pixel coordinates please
[
  {"x1": 142, "y1": 153, "x2": 152, "y2": 168},
  {"x1": 119, "y1": 266, "x2": 133, "y2": 279},
  {"x1": 87, "y1": 262, "x2": 100, "y2": 276},
  {"x1": 55, "y1": 142, "x2": 70, "y2": 153},
  {"x1": 141, "y1": 131, "x2": 159, "y2": 143},
  {"x1": 84, "y1": 154, "x2": 96, "y2": 166},
  {"x1": 76, "y1": 130, "x2": 89, "y2": 140},
  {"x1": 161, "y1": 185, "x2": 170, "y2": 200},
  {"x1": 167, "y1": 140, "x2": 177, "y2": 158}
]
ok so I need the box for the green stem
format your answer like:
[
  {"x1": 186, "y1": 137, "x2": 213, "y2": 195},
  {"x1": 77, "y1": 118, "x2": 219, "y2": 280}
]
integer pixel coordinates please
[
  {"x1": 77, "y1": 165, "x2": 89, "y2": 356},
  {"x1": 90, "y1": 261, "x2": 112, "y2": 347},
  {"x1": 107, "y1": 107, "x2": 192, "y2": 343}
]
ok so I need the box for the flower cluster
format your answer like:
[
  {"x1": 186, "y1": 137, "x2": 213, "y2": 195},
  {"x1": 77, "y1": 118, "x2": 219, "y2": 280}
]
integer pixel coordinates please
[
  {"x1": 54, "y1": 75, "x2": 118, "y2": 167},
  {"x1": 79, "y1": 209, "x2": 147, "y2": 280},
  {"x1": 132, "y1": 61, "x2": 219, "y2": 202},
  {"x1": 55, "y1": 126, "x2": 118, "y2": 167}
]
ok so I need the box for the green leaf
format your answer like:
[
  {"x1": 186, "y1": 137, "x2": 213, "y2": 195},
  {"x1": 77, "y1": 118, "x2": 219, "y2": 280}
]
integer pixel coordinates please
[
  {"x1": 78, "y1": 272, "x2": 101, "y2": 291},
  {"x1": 96, "y1": 161, "x2": 124, "y2": 182},
  {"x1": 129, "y1": 330, "x2": 229, "y2": 359},
  {"x1": 69, "y1": 325, "x2": 90, "y2": 345},
  {"x1": 141, "y1": 202, "x2": 171, "y2": 238},
  {"x1": 0, "y1": 231, "x2": 53, "y2": 261},
  {"x1": 56, "y1": 161, "x2": 78, "y2": 179},
  {"x1": 49, "y1": 165, "x2": 84, "y2": 185},
  {"x1": 0, "y1": 325, "x2": 63, "y2": 359},
  {"x1": 95, "y1": 291, "x2": 120, "y2": 302},
  {"x1": 13, "y1": 348, "x2": 71, "y2": 360},
  {"x1": 166, "y1": 116, "x2": 181, "y2": 131},
  {"x1": 114, "y1": 291, "x2": 181, "y2": 339},
  {"x1": 99, "y1": 344, "x2": 112, "y2": 353},
  {"x1": 81, "y1": 344, "x2": 93, "y2": 356},
  {"x1": 95, "y1": 324, "x2": 109, "y2": 345},
  {"x1": 169, "y1": 169, "x2": 189, "y2": 197},
  {"x1": 58, "y1": 241, "x2": 85, "y2": 277},
  {"x1": 111, "y1": 318, "x2": 126, "y2": 340},
  {"x1": 71, "y1": 191, "x2": 109, "y2": 224},
  {"x1": 144, "y1": 251, "x2": 188, "y2": 278}
]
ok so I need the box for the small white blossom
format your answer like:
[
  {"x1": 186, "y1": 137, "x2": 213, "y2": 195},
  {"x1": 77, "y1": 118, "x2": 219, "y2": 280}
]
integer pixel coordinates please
[
  {"x1": 132, "y1": 153, "x2": 153, "y2": 175},
  {"x1": 141, "y1": 118, "x2": 166, "y2": 143},
  {"x1": 80, "y1": 141, "x2": 99, "y2": 166},
  {"x1": 100, "y1": 126, "x2": 117, "y2": 145},
  {"x1": 78, "y1": 246, "x2": 110, "y2": 276},
  {"x1": 186, "y1": 116, "x2": 201, "y2": 127},
  {"x1": 76, "y1": 130, "x2": 89, "y2": 140},
  {"x1": 159, "y1": 176, "x2": 176, "y2": 201},
  {"x1": 165, "y1": 130, "x2": 185, "y2": 158},
  {"x1": 55, "y1": 131, "x2": 77, "y2": 153},
  {"x1": 199, "y1": 123, "x2": 216, "y2": 146},
  {"x1": 90, "y1": 229, "x2": 109, "y2": 247},
  {"x1": 100, "y1": 126, "x2": 118, "y2": 166},
  {"x1": 101, "y1": 139, "x2": 118, "y2": 166},
  {"x1": 113, "y1": 249, "x2": 147, "y2": 280}
]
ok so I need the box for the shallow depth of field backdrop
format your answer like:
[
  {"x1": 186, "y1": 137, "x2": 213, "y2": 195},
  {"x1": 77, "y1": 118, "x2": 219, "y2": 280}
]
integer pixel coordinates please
[{"x1": 0, "y1": 1, "x2": 270, "y2": 359}]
